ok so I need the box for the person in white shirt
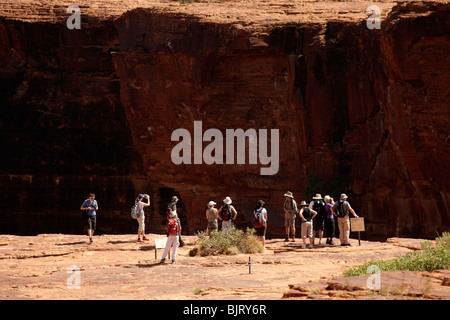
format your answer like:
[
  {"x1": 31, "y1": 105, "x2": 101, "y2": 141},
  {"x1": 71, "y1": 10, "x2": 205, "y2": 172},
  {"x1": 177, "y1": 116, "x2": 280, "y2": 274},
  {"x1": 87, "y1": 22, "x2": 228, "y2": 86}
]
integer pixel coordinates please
[
  {"x1": 161, "y1": 212, "x2": 180, "y2": 264},
  {"x1": 136, "y1": 194, "x2": 150, "y2": 242}
]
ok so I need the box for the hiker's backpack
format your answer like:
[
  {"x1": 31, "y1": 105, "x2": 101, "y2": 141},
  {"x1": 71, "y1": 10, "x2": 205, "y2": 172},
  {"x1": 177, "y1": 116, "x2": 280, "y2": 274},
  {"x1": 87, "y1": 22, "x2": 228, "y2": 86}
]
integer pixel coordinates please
[
  {"x1": 336, "y1": 200, "x2": 347, "y2": 217},
  {"x1": 222, "y1": 204, "x2": 232, "y2": 221},
  {"x1": 284, "y1": 199, "x2": 298, "y2": 214},
  {"x1": 253, "y1": 208, "x2": 265, "y2": 228},
  {"x1": 166, "y1": 218, "x2": 180, "y2": 235},
  {"x1": 313, "y1": 200, "x2": 325, "y2": 217},
  {"x1": 130, "y1": 203, "x2": 141, "y2": 219}
]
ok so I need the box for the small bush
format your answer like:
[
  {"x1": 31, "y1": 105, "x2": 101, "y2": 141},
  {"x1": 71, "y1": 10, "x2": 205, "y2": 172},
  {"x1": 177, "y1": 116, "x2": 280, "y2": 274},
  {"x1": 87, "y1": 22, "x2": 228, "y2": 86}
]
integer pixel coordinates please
[
  {"x1": 238, "y1": 230, "x2": 264, "y2": 254},
  {"x1": 193, "y1": 287, "x2": 204, "y2": 295},
  {"x1": 189, "y1": 227, "x2": 263, "y2": 256},
  {"x1": 345, "y1": 232, "x2": 450, "y2": 277}
]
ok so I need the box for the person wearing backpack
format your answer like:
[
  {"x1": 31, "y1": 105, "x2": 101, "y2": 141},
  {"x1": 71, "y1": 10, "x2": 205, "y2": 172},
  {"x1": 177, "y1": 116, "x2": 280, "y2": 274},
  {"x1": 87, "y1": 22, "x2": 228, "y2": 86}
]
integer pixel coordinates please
[
  {"x1": 309, "y1": 194, "x2": 326, "y2": 245},
  {"x1": 299, "y1": 201, "x2": 317, "y2": 248},
  {"x1": 218, "y1": 197, "x2": 237, "y2": 231},
  {"x1": 283, "y1": 191, "x2": 298, "y2": 242},
  {"x1": 80, "y1": 193, "x2": 98, "y2": 243},
  {"x1": 160, "y1": 211, "x2": 180, "y2": 264},
  {"x1": 136, "y1": 194, "x2": 150, "y2": 243},
  {"x1": 253, "y1": 200, "x2": 268, "y2": 249},
  {"x1": 167, "y1": 196, "x2": 185, "y2": 247},
  {"x1": 331, "y1": 193, "x2": 359, "y2": 246}
]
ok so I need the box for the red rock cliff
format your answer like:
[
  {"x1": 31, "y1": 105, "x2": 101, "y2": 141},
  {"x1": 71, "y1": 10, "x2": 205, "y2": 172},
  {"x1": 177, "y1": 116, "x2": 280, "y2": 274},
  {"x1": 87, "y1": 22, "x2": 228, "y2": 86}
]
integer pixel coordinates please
[
  {"x1": 0, "y1": 1, "x2": 449, "y2": 238},
  {"x1": 112, "y1": 2, "x2": 450, "y2": 238}
]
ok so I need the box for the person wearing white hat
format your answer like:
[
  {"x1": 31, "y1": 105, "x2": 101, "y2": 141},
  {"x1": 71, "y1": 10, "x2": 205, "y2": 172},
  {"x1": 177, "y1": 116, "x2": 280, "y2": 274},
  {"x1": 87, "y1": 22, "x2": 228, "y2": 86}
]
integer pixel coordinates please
[
  {"x1": 206, "y1": 201, "x2": 219, "y2": 234},
  {"x1": 309, "y1": 194, "x2": 326, "y2": 245},
  {"x1": 299, "y1": 200, "x2": 317, "y2": 248},
  {"x1": 331, "y1": 193, "x2": 359, "y2": 246},
  {"x1": 323, "y1": 195, "x2": 335, "y2": 245},
  {"x1": 218, "y1": 197, "x2": 237, "y2": 231}
]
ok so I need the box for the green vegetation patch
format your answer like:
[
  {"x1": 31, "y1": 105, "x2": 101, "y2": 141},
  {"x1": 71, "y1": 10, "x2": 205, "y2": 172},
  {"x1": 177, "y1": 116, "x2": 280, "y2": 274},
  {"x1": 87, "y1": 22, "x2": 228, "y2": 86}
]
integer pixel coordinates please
[{"x1": 345, "y1": 232, "x2": 450, "y2": 277}]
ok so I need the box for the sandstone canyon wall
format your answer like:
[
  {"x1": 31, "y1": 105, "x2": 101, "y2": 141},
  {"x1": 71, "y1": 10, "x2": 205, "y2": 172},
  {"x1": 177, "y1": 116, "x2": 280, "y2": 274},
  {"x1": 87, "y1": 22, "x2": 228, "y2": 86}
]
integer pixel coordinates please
[
  {"x1": 0, "y1": 10, "x2": 154, "y2": 235},
  {"x1": 0, "y1": 1, "x2": 448, "y2": 239}
]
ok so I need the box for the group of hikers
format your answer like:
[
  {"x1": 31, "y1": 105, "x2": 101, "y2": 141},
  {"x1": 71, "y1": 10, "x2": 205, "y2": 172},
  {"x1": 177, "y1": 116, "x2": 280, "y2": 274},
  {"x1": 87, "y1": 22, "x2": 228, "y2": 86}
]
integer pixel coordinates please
[
  {"x1": 204, "y1": 196, "x2": 268, "y2": 247},
  {"x1": 282, "y1": 191, "x2": 359, "y2": 248},
  {"x1": 204, "y1": 191, "x2": 359, "y2": 250},
  {"x1": 79, "y1": 189, "x2": 359, "y2": 262},
  {"x1": 80, "y1": 193, "x2": 182, "y2": 263}
]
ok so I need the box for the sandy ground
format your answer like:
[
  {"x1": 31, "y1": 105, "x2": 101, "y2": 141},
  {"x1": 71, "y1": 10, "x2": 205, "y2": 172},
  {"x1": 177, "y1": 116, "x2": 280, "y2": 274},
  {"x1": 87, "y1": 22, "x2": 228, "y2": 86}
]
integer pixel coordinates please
[{"x1": 2, "y1": 232, "x2": 444, "y2": 300}]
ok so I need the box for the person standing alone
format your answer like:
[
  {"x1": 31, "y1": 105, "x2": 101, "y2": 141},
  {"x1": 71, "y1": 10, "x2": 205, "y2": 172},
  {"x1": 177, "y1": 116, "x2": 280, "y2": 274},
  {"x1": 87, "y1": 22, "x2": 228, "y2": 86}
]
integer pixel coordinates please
[{"x1": 80, "y1": 193, "x2": 98, "y2": 243}]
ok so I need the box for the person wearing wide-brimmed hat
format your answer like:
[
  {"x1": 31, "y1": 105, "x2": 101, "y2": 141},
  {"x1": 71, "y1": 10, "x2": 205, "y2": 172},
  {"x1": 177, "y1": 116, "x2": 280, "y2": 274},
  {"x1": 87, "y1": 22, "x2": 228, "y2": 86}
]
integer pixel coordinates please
[
  {"x1": 331, "y1": 193, "x2": 359, "y2": 246},
  {"x1": 299, "y1": 200, "x2": 317, "y2": 248},
  {"x1": 309, "y1": 194, "x2": 326, "y2": 245},
  {"x1": 218, "y1": 196, "x2": 238, "y2": 231},
  {"x1": 205, "y1": 201, "x2": 219, "y2": 235},
  {"x1": 283, "y1": 191, "x2": 298, "y2": 242}
]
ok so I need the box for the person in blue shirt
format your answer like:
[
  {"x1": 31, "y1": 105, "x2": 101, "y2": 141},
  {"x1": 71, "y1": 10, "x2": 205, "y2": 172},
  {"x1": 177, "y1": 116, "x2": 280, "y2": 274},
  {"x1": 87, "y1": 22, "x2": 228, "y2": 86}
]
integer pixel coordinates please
[{"x1": 80, "y1": 193, "x2": 98, "y2": 243}]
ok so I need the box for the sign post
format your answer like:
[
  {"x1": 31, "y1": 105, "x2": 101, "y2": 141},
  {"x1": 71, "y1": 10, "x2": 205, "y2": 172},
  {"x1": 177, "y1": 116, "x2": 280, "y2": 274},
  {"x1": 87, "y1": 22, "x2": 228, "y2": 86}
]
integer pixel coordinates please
[
  {"x1": 350, "y1": 217, "x2": 365, "y2": 246},
  {"x1": 154, "y1": 237, "x2": 170, "y2": 260}
]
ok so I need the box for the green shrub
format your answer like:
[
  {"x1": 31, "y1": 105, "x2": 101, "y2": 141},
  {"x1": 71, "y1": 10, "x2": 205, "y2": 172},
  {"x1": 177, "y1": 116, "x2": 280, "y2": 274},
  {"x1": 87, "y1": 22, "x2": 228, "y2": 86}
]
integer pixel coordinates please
[
  {"x1": 345, "y1": 232, "x2": 450, "y2": 277},
  {"x1": 190, "y1": 227, "x2": 263, "y2": 256}
]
